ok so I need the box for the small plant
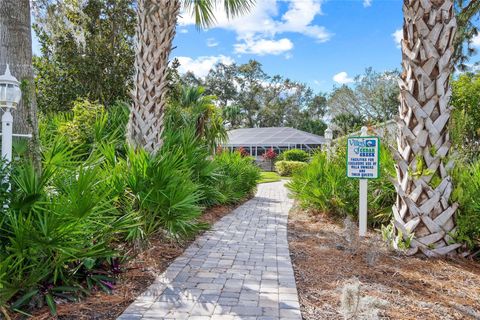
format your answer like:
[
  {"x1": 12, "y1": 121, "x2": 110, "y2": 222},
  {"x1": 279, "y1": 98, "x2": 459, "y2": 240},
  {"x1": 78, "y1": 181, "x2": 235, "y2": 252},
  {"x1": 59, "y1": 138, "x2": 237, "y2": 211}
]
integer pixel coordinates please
[
  {"x1": 381, "y1": 222, "x2": 414, "y2": 251},
  {"x1": 263, "y1": 148, "x2": 277, "y2": 171}
]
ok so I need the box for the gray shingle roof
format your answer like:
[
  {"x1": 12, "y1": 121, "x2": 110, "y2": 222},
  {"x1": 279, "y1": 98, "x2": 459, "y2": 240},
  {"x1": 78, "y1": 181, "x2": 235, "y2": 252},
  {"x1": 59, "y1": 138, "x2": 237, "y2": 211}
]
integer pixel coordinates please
[{"x1": 224, "y1": 127, "x2": 325, "y2": 146}]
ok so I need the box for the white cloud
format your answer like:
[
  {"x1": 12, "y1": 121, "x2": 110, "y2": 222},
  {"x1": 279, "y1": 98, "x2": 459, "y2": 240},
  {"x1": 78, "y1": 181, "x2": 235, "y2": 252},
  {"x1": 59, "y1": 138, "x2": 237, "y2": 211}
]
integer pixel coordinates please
[
  {"x1": 234, "y1": 38, "x2": 293, "y2": 55},
  {"x1": 178, "y1": 0, "x2": 331, "y2": 56},
  {"x1": 175, "y1": 55, "x2": 234, "y2": 78},
  {"x1": 179, "y1": 28, "x2": 188, "y2": 34},
  {"x1": 363, "y1": 0, "x2": 372, "y2": 7},
  {"x1": 472, "y1": 34, "x2": 480, "y2": 47},
  {"x1": 393, "y1": 29, "x2": 402, "y2": 48},
  {"x1": 333, "y1": 72, "x2": 354, "y2": 84},
  {"x1": 206, "y1": 38, "x2": 219, "y2": 47}
]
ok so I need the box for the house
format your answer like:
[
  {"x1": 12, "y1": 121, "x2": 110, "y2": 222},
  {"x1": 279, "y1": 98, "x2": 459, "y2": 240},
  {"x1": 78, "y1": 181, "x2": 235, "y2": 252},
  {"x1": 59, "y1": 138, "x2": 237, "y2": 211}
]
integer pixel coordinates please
[{"x1": 222, "y1": 127, "x2": 327, "y2": 159}]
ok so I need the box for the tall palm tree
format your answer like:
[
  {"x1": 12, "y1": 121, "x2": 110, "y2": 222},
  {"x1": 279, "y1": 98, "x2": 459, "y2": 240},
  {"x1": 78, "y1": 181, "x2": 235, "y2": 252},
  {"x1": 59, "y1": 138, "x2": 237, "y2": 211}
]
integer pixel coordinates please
[
  {"x1": 0, "y1": 0, "x2": 39, "y2": 163},
  {"x1": 127, "y1": 0, "x2": 254, "y2": 153},
  {"x1": 393, "y1": 0, "x2": 480, "y2": 256}
]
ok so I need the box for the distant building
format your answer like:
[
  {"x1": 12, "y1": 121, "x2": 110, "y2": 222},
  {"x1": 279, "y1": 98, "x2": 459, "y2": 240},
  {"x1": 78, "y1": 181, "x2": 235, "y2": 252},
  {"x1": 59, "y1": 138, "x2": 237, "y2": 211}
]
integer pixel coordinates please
[{"x1": 222, "y1": 127, "x2": 327, "y2": 159}]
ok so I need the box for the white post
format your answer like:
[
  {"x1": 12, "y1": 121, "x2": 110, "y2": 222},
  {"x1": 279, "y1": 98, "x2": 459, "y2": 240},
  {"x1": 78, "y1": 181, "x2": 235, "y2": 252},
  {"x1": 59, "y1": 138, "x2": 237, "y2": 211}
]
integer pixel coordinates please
[
  {"x1": 2, "y1": 108, "x2": 13, "y2": 163},
  {"x1": 359, "y1": 126, "x2": 368, "y2": 237}
]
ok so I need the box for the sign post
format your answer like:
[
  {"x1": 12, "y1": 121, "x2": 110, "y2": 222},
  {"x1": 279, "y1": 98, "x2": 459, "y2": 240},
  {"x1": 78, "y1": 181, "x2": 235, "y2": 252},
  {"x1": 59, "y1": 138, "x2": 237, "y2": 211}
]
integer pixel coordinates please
[{"x1": 346, "y1": 127, "x2": 380, "y2": 237}]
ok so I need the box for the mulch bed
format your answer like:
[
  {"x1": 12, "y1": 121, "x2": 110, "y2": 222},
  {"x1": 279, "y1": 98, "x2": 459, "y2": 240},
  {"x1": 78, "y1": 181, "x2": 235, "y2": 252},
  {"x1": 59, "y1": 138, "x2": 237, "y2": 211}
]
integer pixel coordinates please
[
  {"x1": 27, "y1": 204, "x2": 240, "y2": 320},
  {"x1": 288, "y1": 206, "x2": 480, "y2": 320}
]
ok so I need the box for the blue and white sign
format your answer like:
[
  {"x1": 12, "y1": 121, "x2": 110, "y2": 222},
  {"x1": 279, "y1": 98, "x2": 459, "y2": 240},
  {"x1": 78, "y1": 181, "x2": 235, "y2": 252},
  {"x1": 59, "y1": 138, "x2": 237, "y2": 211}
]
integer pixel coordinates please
[{"x1": 347, "y1": 137, "x2": 380, "y2": 179}]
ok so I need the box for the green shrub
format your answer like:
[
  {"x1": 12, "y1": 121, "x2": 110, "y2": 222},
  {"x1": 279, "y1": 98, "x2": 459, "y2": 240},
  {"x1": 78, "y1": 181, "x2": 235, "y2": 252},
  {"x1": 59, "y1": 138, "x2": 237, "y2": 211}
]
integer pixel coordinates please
[
  {"x1": 213, "y1": 151, "x2": 260, "y2": 204},
  {"x1": 120, "y1": 147, "x2": 204, "y2": 238},
  {"x1": 452, "y1": 159, "x2": 480, "y2": 248},
  {"x1": 275, "y1": 160, "x2": 308, "y2": 176},
  {"x1": 281, "y1": 149, "x2": 309, "y2": 162},
  {"x1": 287, "y1": 152, "x2": 356, "y2": 216},
  {"x1": 58, "y1": 99, "x2": 105, "y2": 146}
]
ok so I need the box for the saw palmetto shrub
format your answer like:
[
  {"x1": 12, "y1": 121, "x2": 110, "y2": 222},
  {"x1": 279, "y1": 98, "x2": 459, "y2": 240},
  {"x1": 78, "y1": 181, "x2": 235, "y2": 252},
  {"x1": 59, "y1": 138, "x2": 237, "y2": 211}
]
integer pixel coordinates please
[
  {"x1": 0, "y1": 137, "x2": 139, "y2": 315},
  {"x1": 212, "y1": 151, "x2": 260, "y2": 204},
  {"x1": 287, "y1": 151, "x2": 356, "y2": 216}
]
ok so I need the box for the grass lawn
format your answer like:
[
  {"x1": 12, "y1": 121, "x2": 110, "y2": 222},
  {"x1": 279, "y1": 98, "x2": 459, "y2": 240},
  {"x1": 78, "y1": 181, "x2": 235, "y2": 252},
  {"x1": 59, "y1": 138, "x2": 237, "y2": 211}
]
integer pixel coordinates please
[{"x1": 258, "y1": 171, "x2": 290, "y2": 184}]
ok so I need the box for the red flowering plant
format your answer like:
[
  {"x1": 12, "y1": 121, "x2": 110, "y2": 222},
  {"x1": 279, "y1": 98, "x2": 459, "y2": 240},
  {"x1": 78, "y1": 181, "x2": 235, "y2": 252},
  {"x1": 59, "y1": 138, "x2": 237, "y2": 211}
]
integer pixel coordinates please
[
  {"x1": 236, "y1": 146, "x2": 249, "y2": 157},
  {"x1": 262, "y1": 148, "x2": 277, "y2": 171}
]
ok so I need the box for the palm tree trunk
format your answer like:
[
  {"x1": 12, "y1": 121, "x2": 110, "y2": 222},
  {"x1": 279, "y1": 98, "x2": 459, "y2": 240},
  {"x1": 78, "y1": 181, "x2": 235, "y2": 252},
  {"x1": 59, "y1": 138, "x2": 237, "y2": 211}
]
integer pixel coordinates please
[
  {"x1": 393, "y1": 0, "x2": 461, "y2": 256},
  {"x1": 127, "y1": 0, "x2": 180, "y2": 153},
  {"x1": 0, "y1": 0, "x2": 40, "y2": 164}
]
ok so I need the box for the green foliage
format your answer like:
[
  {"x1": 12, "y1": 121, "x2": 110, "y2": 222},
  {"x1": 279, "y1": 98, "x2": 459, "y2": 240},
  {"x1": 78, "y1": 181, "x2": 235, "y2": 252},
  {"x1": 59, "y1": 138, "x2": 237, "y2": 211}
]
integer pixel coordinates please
[
  {"x1": 281, "y1": 149, "x2": 309, "y2": 162},
  {"x1": 451, "y1": 72, "x2": 480, "y2": 159},
  {"x1": 167, "y1": 86, "x2": 227, "y2": 153},
  {"x1": 452, "y1": 159, "x2": 480, "y2": 248},
  {"x1": 275, "y1": 161, "x2": 308, "y2": 177},
  {"x1": 286, "y1": 144, "x2": 395, "y2": 226},
  {"x1": 381, "y1": 222, "x2": 413, "y2": 251},
  {"x1": 331, "y1": 113, "x2": 365, "y2": 136},
  {"x1": 0, "y1": 137, "x2": 139, "y2": 310},
  {"x1": 58, "y1": 99, "x2": 105, "y2": 146},
  {"x1": 33, "y1": 0, "x2": 136, "y2": 112},
  {"x1": 287, "y1": 152, "x2": 356, "y2": 216},
  {"x1": 119, "y1": 146, "x2": 204, "y2": 238},
  {"x1": 212, "y1": 151, "x2": 260, "y2": 204}
]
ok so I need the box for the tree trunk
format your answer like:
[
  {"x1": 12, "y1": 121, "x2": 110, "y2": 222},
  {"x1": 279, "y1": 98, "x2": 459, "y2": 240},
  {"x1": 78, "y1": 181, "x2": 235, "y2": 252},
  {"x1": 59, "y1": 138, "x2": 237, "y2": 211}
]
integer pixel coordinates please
[
  {"x1": 393, "y1": 0, "x2": 461, "y2": 256},
  {"x1": 127, "y1": 0, "x2": 180, "y2": 153},
  {"x1": 0, "y1": 0, "x2": 39, "y2": 163}
]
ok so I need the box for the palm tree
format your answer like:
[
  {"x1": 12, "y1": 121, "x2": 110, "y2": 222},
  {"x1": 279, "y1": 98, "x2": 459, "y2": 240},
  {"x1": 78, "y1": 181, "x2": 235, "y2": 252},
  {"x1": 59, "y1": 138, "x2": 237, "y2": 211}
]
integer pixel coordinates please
[
  {"x1": 0, "y1": 0, "x2": 39, "y2": 163},
  {"x1": 127, "y1": 0, "x2": 254, "y2": 153},
  {"x1": 170, "y1": 86, "x2": 227, "y2": 153},
  {"x1": 393, "y1": 0, "x2": 480, "y2": 256}
]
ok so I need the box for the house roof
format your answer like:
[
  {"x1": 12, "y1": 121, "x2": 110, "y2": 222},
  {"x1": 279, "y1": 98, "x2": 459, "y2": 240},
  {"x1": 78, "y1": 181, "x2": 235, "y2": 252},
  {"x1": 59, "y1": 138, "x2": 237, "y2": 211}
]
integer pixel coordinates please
[{"x1": 224, "y1": 127, "x2": 325, "y2": 146}]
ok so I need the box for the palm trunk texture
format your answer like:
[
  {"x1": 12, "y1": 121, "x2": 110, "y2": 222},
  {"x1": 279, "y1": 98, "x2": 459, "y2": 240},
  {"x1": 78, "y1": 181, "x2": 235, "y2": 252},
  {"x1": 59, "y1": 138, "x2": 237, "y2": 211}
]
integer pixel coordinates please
[
  {"x1": 394, "y1": 0, "x2": 461, "y2": 256},
  {"x1": 127, "y1": 0, "x2": 180, "y2": 153}
]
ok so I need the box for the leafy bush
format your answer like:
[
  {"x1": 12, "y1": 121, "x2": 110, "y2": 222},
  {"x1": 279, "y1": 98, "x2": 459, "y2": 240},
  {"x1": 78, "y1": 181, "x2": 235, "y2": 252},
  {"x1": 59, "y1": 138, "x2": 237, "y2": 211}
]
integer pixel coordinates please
[
  {"x1": 275, "y1": 160, "x2": 308, "y2": 176},
  {"x1": 287, "y1": 152, "x2": 355, "y2": 216},
  {"x1": 58, "y1": 99, "x2": 105, "y2": 147},
  {"x1": 452, "y1": 159, "x2": 480, "y2": 248},
  {"x1": 281, "y1": 149, "x2": 309, "y2": 162},
  {"x1": 213, "y1": 151, "x2": 260, "y2": 204}
]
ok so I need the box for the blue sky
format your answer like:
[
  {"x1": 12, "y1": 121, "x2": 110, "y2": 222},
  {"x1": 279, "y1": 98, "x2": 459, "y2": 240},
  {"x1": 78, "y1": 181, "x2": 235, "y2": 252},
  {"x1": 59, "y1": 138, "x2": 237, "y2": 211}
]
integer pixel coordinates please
[
  {"x1": 32, "y1": 0, "x2": 480, "y2": 93},
  {"x1": 174, "y1": 0, "x2": 405, "y2": 92}
]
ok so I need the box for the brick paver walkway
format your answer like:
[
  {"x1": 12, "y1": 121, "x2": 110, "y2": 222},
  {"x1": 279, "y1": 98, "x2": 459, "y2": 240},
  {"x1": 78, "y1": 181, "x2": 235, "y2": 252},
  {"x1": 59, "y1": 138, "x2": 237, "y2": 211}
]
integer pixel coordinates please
[{"x1": 118, "y1": 181, "x2": 301, "y2": 320}]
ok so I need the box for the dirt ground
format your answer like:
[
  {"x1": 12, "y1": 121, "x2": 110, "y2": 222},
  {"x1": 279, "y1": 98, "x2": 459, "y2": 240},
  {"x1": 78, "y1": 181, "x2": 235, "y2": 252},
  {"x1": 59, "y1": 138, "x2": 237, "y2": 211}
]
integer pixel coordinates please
[
  {"x1": 288, "y1": 207, "x2": 480, "y2": 320},
  {"x1": 27, "y1": 204, "x2": 237, "y2": 320}
]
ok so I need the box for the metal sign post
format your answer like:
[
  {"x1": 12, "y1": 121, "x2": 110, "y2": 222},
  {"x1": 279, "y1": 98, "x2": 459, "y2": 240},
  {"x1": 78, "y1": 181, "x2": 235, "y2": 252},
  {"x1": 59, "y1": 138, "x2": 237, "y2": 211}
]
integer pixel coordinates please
[{"x1": 346, "y1": 127, "x2": 380, "y2": 237}]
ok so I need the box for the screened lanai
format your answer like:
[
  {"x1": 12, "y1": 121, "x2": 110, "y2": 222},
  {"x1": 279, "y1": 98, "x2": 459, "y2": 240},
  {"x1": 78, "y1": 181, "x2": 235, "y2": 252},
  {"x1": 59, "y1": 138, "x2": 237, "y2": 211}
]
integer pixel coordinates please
[{"x1": 222, "y1": 127, "x2": 326, "y2": 158}]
